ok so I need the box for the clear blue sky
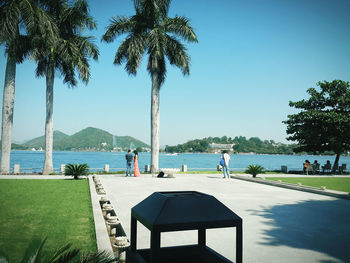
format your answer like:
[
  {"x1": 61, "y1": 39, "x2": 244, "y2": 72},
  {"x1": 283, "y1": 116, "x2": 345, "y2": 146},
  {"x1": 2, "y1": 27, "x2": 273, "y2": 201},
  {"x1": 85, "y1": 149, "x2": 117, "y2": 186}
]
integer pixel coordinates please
[{"x1": 1, "y1": 0, "x2": 349, "y2": 146}]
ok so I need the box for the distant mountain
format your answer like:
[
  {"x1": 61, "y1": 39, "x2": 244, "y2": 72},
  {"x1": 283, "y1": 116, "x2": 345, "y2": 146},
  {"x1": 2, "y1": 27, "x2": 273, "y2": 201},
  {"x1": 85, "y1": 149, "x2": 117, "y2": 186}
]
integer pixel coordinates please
[
  {"x1": 20, "y1": 127, "x2": 149, "y2": 151},
  {"x1": 114, "y1": 136, "x2": 149, "y2": 150},
  {"x1": 0, "y1": 141, "x2": 30, "y2": 150},
  {"x1": 54, "y1": 127, "x2": 113, "y2": 151},
  {"x1": 23, "y1": 131, "x2": 69, "y2": 148}
]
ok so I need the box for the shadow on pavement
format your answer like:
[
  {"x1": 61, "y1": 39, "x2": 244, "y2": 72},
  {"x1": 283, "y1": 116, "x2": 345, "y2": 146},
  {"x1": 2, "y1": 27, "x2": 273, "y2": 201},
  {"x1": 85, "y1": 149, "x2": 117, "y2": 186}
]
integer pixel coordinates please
[{"x1": 248, "y1": 199, "x2": 350, "y2": 263}]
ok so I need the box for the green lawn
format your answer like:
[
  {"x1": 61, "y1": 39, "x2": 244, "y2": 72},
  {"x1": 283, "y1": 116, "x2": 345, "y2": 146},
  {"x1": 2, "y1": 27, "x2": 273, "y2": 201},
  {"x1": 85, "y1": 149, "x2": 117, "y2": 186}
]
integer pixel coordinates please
[
  {"x1": 265, "y1": 177, "x2": 350, "y2": 193},
  {"x1": 0, "y1": 179, "x2": 96, "y2": 262}
]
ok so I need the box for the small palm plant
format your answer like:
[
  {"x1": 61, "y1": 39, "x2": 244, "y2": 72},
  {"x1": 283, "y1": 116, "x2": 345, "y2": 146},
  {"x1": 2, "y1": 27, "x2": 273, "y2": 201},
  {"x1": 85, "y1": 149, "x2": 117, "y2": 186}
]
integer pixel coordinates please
[
  {"x1": 0, "y1": 238, "x2": 115, "y2": 262},
  {"x1": 65, "y1": 163, "x2": 89, "y2": 180},
  {"x1": 245, "y1": 165, "x2": 265, "y2": 178}
]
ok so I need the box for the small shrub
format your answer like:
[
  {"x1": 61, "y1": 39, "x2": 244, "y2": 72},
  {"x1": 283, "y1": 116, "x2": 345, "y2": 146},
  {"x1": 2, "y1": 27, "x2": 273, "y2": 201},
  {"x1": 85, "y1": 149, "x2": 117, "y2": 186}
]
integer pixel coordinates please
[
  {"x1": 65, "y1": 163, "x2": 89, "y2": 180},
  {"x1": 245, "y1": 165, "x2": 265, "y2": 178}
]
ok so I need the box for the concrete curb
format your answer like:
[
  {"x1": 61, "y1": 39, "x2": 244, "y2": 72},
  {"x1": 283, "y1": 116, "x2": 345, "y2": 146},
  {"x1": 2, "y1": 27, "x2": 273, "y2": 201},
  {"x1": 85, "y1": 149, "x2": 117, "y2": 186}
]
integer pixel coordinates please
[
  {"x1": 88, "y1": 175, "x2": 114, "y2": 254},
  {"x1": 231, "y1": 175, "x2": 350, "y2": 200}
]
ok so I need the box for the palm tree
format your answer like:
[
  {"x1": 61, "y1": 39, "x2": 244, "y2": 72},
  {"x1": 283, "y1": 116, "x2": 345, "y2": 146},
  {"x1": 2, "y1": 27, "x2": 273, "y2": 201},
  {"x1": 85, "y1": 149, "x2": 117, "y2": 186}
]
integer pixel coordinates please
[
  {"x1": 0, "y1": 0, "x2": 54, "y2": 173},
  {"x1": 31, "y1": 0, "x2": 99, "y2": 174},
  {"x1": 102, "y1": 0, "x2": 198, "y2": 173}
]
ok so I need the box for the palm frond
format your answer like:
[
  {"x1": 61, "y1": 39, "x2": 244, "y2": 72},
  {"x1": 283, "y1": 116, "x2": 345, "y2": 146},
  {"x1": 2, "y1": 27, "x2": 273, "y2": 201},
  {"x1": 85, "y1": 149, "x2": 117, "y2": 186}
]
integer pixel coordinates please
[
  {"x1": 63, "y1": 0, "x2": 96, "y2": 32},
  {"x1": 147, "y1": 28, "x2": 164, "y2": 60},
  {"x1": 245, "y1": 165, "x2": 265, "y2": 178},
  {"x1": 134, "y1": 0, "x2": 171, "y2": 20},
  {"x1": 124, "y1": 34, "x2": 147, "y2": 75},
  {"x1": 114, "y1": 37, "x2": 131, "y2": 65},
  {"x1": 0, "y1": 0, "x2": 20, "y2": 42},
  {"x1": 79, "y1": 250, "x2": 115, "y2": 263},
  {"x1": 76, "y1": 56, "x2": 90, "y2": 84},
  {"x1": 165, "y1": 34, "x2": 190, "y2": 75},
  {"x1": 147, "y1": 55, "x2": 166, "y2": 86},
  {"x1": 20, "y1": 237, "x2": 47, "y2": 263},
  {"x1": 102, "y1": 16, "x2": 134, "y2": 43},
  {"x1": 35, "y1": 58, "x2": 48, "y2": 77},
  {"x1": 65, "y1": 163, "x2": 89, "y2": 179},
  {"x1": 74, "y1": 35, "x2": 99, "y2": 61},
  {"x1": 163, "y1": 16, "x2": 198, "y2": 43},
  {"x1": 114, "y1": 34, "x2": 146, "y2": 76},
  {"x1": 46, "y1": 243, "x2": 80, "y2": 263},
  {"x1": 51, "y1": 249, "x2": 80, "y2": 263},
  {"x1": 58, "y1": 60, "x2": 77, "y2": 87}
]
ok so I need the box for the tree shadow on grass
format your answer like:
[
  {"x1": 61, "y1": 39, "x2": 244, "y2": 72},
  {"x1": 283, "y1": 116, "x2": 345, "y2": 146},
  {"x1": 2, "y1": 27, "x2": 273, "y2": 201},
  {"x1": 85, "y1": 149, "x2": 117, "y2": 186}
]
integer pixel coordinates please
[{"x1": 248, "y1": 199, "x2": 350, "y2": 263}]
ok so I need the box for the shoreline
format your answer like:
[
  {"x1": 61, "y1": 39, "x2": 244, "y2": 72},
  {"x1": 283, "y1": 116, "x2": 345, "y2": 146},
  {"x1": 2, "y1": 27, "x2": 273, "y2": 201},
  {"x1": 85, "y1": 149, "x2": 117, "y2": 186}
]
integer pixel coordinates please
[{"x1": 8, "y1": 150, "x2": 350, "y2": 157}]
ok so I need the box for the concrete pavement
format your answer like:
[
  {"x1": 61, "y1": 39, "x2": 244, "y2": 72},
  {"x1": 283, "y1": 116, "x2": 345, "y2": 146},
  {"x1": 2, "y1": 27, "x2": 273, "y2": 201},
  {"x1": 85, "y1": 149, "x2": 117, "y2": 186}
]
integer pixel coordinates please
[{"x1": 98, "y1": 173, "x2": 350, "y2": 263}]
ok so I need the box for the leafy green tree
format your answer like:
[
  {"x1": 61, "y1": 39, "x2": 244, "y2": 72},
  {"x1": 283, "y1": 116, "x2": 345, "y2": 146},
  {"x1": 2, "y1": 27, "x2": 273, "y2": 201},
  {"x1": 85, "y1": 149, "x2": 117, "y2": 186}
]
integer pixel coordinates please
[
  {"x1": 283, "y1": 80, "x2": 350, "y2": 171},
  {"x1": 0, "y1": 0, "x2": 54, "y2": 173},
  {"x1": 136, "y1": 146, "x2": 143, "y2": 152},
  {"x1": 31, "y1": 0, "x2": 99, "y2": 174},
  {"x1": 102, "y1": 0, "x2": 198, "y2": 173}
]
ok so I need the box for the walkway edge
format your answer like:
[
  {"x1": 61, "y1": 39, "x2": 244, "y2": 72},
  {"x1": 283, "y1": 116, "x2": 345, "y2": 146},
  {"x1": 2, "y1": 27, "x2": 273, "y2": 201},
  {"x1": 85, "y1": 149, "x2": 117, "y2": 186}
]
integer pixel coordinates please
[
  {"x1": 88, "y1": 175, "x2": 114, "y2": 254},
  {"x1": 231, "y1": 175, "x2": 350, "y2": 200}
]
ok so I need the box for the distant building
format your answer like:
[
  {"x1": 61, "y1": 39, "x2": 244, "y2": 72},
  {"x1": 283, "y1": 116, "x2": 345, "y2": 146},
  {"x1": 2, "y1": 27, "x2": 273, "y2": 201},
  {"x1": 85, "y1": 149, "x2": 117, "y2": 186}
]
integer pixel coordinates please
[{"x1": 208, "y1": 143, "x2": 234, "y2": 152}]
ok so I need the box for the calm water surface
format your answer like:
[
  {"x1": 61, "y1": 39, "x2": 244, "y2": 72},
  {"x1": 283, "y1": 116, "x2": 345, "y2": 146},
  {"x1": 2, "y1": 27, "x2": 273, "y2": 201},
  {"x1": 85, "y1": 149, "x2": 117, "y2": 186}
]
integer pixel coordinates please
[{"x1": 6, "y1": 151, "x2": 350, "y2": 173}]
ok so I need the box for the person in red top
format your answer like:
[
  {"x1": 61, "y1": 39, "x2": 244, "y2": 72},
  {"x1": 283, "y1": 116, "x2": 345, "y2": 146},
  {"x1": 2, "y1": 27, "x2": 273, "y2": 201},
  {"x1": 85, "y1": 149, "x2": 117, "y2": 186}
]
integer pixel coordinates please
[{"x1": 133, "y1": 150, "x2": 141, "y2": 177}]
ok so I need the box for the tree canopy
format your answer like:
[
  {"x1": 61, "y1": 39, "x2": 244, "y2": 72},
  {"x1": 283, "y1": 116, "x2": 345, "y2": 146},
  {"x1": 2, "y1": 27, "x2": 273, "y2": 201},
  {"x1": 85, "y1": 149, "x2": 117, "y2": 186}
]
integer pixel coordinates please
[
  {"x1": 283, "y1": 80, "x2": 350, "y2": 169},
  {"x1": 101, "y1": 0, "x2": 197, "y2": 173}
]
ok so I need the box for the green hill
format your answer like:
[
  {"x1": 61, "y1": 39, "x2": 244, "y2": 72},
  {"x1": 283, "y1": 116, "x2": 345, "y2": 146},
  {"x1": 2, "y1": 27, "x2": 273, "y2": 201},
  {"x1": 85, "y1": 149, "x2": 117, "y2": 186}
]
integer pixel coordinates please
[
  {"x1": 23, "y1": 131, "x2": 69, "y2": 148},
  {"x1": 8, "y1": 127, "x2": 149, "y2": 151},
  {"x1": 48, "y1": 127, "x2": 149, "y2": 151},
  {"x1": 0, "y1": 141, "x2": 30, "y2": 150},
  {"x1": 54, "y1": 127, "x2": 114, "y2": 151}
]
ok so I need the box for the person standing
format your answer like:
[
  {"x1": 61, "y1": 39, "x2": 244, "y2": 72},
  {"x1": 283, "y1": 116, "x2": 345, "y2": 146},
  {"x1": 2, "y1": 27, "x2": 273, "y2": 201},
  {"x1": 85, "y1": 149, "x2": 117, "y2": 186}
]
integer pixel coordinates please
[
  {"x1": 125, "y1": 149, "x2": 133, "y2": 176},
  {"x1": 222, "y1": 150, "x2": 231, "y2": 178},
  {"x1": 133, "y1": 150, "x2": 141, "y2": 177}
]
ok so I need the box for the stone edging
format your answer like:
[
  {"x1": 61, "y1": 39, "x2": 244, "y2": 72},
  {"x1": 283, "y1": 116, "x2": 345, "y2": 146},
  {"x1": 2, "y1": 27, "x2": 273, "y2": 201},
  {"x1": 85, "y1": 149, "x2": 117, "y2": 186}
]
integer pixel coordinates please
[
  {"x1": 88, "y1": 175, "x2": 114, "y2": 254},
  {"x1": 231, "y1": 175, "x2": 350, "y2": 200}
]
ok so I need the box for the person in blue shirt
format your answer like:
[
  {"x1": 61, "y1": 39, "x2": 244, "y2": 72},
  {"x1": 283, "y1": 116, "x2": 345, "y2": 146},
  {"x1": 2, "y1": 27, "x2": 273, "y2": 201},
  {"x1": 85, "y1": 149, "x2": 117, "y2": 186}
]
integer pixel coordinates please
[{"x1": 125, "y1": 149, "x2": 134, "y2": 176}]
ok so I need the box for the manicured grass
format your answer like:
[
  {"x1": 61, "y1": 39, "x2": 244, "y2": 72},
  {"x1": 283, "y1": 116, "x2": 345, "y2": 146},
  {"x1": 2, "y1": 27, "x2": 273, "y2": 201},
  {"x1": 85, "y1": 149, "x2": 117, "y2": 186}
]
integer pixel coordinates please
[
  {"x1": 265, "y1": 177, "x2": 350, "y2": 193},
  {"x1": 0, "y1": 179, "x2": 96, "y2": 262}
]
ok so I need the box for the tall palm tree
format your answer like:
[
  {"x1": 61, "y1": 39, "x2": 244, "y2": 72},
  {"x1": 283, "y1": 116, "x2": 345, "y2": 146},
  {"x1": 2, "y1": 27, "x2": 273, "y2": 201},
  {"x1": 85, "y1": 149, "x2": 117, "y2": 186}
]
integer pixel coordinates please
[
  {"x1": 32, "y1": 0, "x2": 99, "y2": 174},
  {"x1": 0, "y1": 0, "x2": 54, "y2": 173},
  {"x1": 102, "y1": 0, "x2": 197, "y2": 173}
]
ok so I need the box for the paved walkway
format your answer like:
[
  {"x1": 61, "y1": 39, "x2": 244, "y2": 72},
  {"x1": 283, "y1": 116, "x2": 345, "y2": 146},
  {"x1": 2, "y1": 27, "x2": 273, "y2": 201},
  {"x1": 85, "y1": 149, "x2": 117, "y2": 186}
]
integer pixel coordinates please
[{"x1": 98, "y1": 173, "x2": 350, "y2": 263}]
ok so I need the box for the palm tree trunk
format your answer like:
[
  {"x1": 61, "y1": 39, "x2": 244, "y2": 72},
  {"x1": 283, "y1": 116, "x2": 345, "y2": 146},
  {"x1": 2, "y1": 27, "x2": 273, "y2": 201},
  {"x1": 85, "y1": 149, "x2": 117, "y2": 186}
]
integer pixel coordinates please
[
  {"x1": 1, "y1": 56, "x2": 16, "y2": 174},
  {"x1": 42, "y1": 64, "x2": 54, "y2": 174},
  {"x1": 150, "y1": 73, "x2": 160, "y2": 174}
]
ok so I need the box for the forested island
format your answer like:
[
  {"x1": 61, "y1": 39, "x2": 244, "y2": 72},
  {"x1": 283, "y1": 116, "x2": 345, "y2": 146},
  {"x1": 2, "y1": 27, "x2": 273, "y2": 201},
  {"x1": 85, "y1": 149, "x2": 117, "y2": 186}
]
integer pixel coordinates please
[{"x1": 165, "y1": 136, "x2": 297, "y2": 154}]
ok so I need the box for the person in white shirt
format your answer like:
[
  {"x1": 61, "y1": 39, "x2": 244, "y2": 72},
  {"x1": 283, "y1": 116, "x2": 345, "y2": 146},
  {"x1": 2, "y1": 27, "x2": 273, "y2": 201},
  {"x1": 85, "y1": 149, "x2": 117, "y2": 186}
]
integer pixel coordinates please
[{"x1": 222, "y1": 150, "x2": 231, "y2": 178}]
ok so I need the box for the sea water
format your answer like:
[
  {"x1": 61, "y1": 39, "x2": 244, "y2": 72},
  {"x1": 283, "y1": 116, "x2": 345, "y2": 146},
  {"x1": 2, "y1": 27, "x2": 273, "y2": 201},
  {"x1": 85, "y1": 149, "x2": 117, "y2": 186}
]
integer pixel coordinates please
[{"x1": 5, "y1": 151, "x2": 350, "y2": 173}]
